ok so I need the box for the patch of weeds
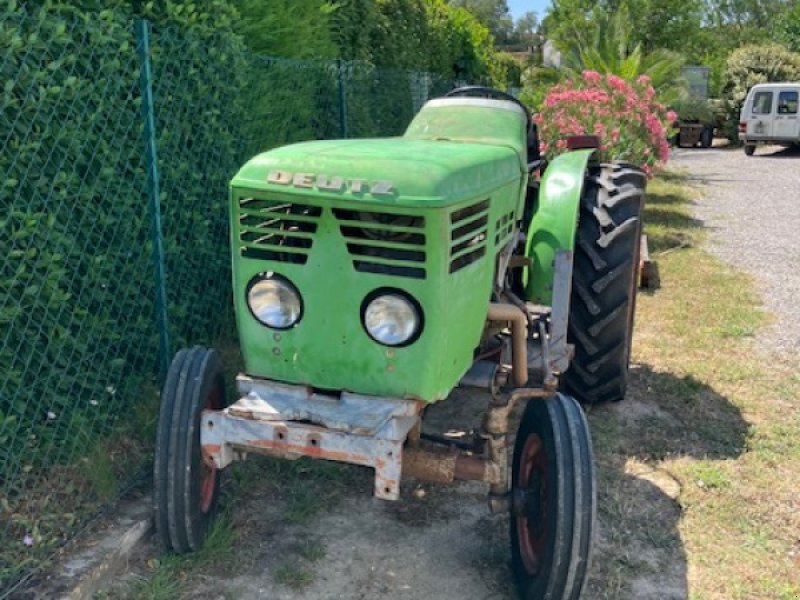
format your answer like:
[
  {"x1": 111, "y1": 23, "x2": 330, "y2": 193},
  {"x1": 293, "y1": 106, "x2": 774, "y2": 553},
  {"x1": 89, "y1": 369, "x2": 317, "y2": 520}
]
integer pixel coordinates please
[
  {"x1": 683, "y1": 462, "x2": 731, "y2": 491},
  {"x1": 274, "y1": 564, "x2": 315, "y2": 589},
  {"x1": 85, "y1": 442, "x2": 118, "y2": 500},
  {"x1": 238, "y1": 456, "x2": 368, "y2": 525},
  {"x1": 106, "y1": 515, "x2": 236, "y2": 600},
  {"x1": 293, "y1": 538, "x2": 325, "y2": 562},
  {"x1": 284, "y1": 485, "x2": 324, "y2": 525}
]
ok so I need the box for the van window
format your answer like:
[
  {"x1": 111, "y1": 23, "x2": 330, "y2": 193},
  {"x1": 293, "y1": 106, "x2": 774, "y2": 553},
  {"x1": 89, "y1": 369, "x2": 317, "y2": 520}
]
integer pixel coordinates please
[
  {"x1": 752, "y1": 91, "x2": 773, "y2": 114},
  {"x1": 778, "y1": 91, "x2": 798, "y2": 114}
]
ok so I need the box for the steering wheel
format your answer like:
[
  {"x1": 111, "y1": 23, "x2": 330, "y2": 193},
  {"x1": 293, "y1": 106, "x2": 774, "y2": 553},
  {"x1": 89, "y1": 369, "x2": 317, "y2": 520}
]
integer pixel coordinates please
[
  {"x1": 444, "y1": 86, "x2": 539, "y2": 165},
  {"x1": 444, "y1": 86, "x2": 532, "y2": 133}
]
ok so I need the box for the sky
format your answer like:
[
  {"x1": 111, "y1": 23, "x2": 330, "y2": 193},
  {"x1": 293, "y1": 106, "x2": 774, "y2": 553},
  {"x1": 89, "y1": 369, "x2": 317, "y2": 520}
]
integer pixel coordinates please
[{"x1": 507, "y1": 0, "x2": 552, "y2": 20}]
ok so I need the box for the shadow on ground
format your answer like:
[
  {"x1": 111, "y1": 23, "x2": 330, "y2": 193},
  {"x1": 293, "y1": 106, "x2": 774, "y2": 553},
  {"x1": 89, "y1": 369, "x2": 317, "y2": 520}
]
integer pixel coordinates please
[
  {"x1": 749, "y1": 144, "x2": 800, "y2": 159},
  {"x1": 641, "y1": 184, "x2": 705, "y2": 254},
  {"x1": 584, "y1": 363, "x2": 750, "y2": 600}
]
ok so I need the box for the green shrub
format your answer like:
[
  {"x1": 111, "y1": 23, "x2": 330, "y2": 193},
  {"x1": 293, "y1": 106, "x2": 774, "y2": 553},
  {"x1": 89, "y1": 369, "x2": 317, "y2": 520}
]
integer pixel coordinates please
[
  {"x1": 0, "y1": 3, "x2": 254, "y2": 578},
  {"x1": 671, "y1": 97, "x2": 714, "y2": 123}
]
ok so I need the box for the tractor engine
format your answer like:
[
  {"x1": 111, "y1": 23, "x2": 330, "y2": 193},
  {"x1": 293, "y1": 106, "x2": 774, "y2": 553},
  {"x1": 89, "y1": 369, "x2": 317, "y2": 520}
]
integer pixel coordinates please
[{"x1": 230, "y1": 98, "x2": 528, "y2": 402}]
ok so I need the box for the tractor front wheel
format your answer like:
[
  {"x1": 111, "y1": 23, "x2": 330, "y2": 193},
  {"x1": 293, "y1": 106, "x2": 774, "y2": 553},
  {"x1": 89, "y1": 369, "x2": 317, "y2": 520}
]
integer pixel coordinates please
[
  {"x1": 510, "y1": 393, "x2": 596, "y2": 600},
  {"x1": 563, "y1": 163, "x2": 645, "y2": 404},
  {"x1": 154, "y1": 347, "x2": 226, "y2": 553}
]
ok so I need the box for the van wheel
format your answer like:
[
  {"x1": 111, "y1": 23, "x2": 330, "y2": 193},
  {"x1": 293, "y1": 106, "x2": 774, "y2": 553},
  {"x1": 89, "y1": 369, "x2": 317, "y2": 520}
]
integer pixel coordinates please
[{"x1": 744, "y1": 144, "x2": 756, "y2": 156}]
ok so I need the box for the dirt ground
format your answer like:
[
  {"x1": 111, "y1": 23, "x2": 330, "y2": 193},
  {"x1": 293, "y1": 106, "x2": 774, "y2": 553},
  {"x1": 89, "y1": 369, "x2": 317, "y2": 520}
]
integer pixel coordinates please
[{"x1": 112, "y1": 384, "x2": 687, "y2": 600}]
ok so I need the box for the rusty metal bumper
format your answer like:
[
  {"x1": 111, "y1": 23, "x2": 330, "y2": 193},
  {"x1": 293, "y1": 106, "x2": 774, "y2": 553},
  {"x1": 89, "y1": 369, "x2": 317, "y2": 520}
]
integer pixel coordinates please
[{"x1": 201, "y1": 375, "x2": 421, "y2": 500}]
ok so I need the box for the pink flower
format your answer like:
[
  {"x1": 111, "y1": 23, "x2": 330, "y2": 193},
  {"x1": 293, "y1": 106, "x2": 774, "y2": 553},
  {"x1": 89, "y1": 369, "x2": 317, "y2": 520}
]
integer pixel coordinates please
[
  {"x1": 535, "y1": 73, "x2": 672, "y2": 173},
  {"x1": 666, "y1": 110, "x2": 678, "y2": 123},
  {"x1": 637, "y1": 74, "x2": 652, "y2": 85},
  {"x1": 582, "y1": 70, "x2": 602, "y2": 83}
]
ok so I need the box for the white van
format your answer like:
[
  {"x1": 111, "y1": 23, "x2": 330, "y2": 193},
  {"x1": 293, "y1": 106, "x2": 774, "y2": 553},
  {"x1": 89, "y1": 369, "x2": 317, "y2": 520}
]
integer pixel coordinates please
[{"x1": 738, "y1": 82, "x2": 800, "y2": 155}]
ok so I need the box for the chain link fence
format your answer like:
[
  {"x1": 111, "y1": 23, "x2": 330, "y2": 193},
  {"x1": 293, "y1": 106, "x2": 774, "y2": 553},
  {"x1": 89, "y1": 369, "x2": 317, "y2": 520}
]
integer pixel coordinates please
[{"x1": 0, "y1": 4, "x2": 456, "y2": 593}]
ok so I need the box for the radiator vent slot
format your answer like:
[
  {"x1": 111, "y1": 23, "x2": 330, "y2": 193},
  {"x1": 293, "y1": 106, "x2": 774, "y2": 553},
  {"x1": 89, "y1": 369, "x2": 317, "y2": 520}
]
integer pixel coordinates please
[
  {"x1": 494, "y1": 210, "x2": 515, "y2": 246},
  {"x1": 333, "y1": 209, "x2": 426, "y2": 279},
  {"x1": 238, "y1": 196, "x2": 321, "y2": 265},
  {"x1": 449, "y1": 199, "x2": 489, "y2": 273}
]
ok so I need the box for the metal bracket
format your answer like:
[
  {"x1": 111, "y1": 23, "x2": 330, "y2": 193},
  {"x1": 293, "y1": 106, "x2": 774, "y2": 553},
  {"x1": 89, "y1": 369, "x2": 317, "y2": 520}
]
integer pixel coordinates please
[
  {"x1": 547, "y1": 249, "x2": 575, "y2": 374},
  {"x1": 201, "y1": 377, "x2": 421, "y2": 500}
]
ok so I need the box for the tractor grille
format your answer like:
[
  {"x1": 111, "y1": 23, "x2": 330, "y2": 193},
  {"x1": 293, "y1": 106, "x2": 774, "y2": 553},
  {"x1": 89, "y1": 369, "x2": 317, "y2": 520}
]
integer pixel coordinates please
[
  {"x1": 238, "y1": 196, "x2": 321, "y2": 265},
  {"x1": 332, "y1": 208, "x2": 427, "y2": 279},
  {"x1": 494, "y1": 210, "x2": 515, "y2": 247},
  {"x1": 449, "y1": 199, "x2": 489, "y2": 273}
]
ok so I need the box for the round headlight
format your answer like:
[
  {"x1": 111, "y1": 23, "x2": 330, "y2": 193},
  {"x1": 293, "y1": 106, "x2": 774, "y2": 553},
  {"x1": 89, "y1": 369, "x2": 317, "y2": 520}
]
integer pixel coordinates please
[
  {"x1": 363, "y1": 292, "x2": 421, "y2": 346},
  {"x1": 247, "y1": 274, "x2": 302, "y2": 329}
]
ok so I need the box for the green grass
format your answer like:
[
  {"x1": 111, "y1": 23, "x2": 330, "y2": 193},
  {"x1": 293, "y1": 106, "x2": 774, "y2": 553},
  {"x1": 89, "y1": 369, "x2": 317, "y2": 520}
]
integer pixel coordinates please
[
  {"x1": 274, "y1": 564, "x2": 315, "y2": 589},
  {"x1": 96, "y1": 516, "x2": 236, "y2": 600},
  {"x1": 586, "y1": 170, "x2": 800, "y2": 599}
]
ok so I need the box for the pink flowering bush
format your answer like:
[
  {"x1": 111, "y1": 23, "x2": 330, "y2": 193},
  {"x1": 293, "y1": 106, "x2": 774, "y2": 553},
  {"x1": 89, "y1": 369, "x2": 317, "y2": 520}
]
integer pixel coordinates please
[{"x1": 534, "y1": 71, "x2": 677, "y2": 177}]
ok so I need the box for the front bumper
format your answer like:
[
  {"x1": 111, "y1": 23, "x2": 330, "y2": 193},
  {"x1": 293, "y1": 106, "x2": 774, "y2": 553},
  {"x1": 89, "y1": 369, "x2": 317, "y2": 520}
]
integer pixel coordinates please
[{"x1": 201, "y1": 375, "x2": 422, "y2": 500}]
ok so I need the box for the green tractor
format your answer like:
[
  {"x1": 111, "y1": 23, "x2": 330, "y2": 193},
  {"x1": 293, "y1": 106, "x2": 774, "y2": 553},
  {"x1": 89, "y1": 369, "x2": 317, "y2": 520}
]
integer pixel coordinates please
[{"x1": 154, "y1": 88, "x2": 645, "y2": 599}]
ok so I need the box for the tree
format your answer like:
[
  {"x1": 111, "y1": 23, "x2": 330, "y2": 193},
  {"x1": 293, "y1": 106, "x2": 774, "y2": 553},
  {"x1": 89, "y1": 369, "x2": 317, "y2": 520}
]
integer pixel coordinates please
[
  {"x1": 777, "y1": 2, "x2": 800, "y2": 52},
  {"x1": 510, "y1": 11, "x2": 540, "y2": 47},
  {"x1": 447, "y1": 0, "x2": 514, "y2": 43},
  {"x1": 544, "y1": 0, "x2": 704, "y2": 59},
  {"x1": 559, "y1": 1, "x2": 687, "y2": 104}
]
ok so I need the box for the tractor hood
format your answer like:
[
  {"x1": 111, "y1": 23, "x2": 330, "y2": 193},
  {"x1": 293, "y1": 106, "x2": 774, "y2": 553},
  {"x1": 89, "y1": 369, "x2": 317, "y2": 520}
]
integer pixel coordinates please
[{"x1": 232, "y1": 137, "x2": 522, "y2": 208}]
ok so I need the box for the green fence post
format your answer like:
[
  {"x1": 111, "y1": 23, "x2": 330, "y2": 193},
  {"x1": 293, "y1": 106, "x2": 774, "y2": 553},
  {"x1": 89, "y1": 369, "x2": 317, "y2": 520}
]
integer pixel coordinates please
[
  {"x1": 135, "y1": 19, "x2": 171, "y2": 382},
  {"x1": 337, "y1": 59, "x2": 348, "y2": 139}
]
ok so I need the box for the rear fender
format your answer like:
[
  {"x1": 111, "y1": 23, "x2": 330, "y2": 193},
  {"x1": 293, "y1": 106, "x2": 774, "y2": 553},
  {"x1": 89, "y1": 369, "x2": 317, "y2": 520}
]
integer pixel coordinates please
[{"x1": 523, "y1": 149, "x2": 595, "y2": 304}]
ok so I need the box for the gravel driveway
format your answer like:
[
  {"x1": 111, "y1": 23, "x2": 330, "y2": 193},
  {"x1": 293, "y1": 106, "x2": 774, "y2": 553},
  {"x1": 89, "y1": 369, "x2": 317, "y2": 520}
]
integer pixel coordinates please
[{"x1": 671, "y1": 144, "x2": 800, "y2": 355}]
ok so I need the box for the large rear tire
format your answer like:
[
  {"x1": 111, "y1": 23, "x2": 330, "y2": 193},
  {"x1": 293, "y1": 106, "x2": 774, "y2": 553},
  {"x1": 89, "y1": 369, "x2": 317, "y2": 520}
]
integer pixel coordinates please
[
  {"x1": 510, "y1": 393, "x2": 596, "y2": 600},
  {"x1": 154, "y1": 347, "x2": 226, "y2": 553},
  {"x1": 563, "y1": 163, "x2": 645, "y2": 404}
]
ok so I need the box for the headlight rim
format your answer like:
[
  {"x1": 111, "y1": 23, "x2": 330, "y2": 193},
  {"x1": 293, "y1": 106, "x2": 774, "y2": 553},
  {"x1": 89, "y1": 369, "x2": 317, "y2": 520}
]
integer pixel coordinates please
[
  {"x1": 245, "y1": 272, "x2": 304, "y2": 330},
  {"x1": 360, "y1": 287, "x2": 424, "y2": 348}
]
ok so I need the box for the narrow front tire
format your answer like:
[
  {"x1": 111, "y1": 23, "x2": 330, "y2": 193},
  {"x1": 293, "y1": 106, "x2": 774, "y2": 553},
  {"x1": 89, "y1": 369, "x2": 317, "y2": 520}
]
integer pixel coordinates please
[
  {"x1": 510, "y1": 393, "x2": 596, "y2": 600},
  {"x1": 154, "y1": 347, "x2": 226, "y2": 553}
]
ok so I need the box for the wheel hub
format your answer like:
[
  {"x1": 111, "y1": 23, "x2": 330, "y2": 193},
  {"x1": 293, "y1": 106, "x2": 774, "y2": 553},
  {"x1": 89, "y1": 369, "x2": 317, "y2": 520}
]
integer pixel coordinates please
[{"x1": 515, "y1": 433, "x2": 548, "y2": 575}]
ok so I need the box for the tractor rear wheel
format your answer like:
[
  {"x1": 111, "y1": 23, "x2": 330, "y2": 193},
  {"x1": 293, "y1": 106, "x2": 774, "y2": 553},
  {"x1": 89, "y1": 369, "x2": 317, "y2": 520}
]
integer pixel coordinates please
[
  {"x1": 154, "y1": 347, "x2": 226, "y2": 553},
  {"x1": 510, "y1": 393, "x2": 596, "y2": 600},
  {"x1": 563, "y1": 163, "x2": 645, "y2": 404}
]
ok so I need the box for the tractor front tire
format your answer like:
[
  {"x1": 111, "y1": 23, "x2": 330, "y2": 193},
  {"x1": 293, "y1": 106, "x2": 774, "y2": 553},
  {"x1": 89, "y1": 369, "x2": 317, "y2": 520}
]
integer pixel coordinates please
[
  {"x1": 563, "y1": 163, "x2": 645, "y2": 404},
  {"x1": 154, "y1": 347, "x2": 226, "y2": 553},
  {"x1": 510, "y1": 393, "x2": 596, "y2": 600}
]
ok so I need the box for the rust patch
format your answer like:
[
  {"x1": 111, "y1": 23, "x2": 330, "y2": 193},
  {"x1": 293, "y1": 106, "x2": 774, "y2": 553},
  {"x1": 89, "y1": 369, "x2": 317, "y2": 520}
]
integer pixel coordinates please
[{"x1": 245, "y1": 438, "x2": 371, "y2": 466}]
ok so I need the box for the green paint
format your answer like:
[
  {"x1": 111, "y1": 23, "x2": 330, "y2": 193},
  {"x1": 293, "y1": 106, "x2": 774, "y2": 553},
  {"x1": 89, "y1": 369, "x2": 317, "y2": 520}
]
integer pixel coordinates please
[
  {"x1": 230, "y1": 101, "x2": 529, "y2": 403},
  {"x1": 523, "y1": 149, "x2": 596, "y2": 304}
]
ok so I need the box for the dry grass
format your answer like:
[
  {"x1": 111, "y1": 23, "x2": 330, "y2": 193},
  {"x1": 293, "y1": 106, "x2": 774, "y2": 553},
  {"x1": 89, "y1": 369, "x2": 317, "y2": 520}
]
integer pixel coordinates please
[{"x1": 586, "y1": 172, "x2": 800, "y2": 599}]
